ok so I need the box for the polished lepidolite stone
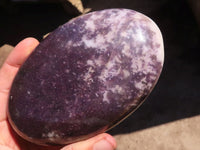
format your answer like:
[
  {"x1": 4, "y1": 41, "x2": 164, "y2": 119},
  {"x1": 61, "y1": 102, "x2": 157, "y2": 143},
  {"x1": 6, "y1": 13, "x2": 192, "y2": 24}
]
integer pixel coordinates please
[{"x1": 8, "y1": 9, "x2": 164, "y2": 145}]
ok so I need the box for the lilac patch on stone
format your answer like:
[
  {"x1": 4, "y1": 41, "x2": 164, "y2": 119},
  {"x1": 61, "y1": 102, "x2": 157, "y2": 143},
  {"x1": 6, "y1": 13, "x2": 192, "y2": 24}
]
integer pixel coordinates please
[{"x1": 8, "y1": 9, "x2": 164, "y2": 145}]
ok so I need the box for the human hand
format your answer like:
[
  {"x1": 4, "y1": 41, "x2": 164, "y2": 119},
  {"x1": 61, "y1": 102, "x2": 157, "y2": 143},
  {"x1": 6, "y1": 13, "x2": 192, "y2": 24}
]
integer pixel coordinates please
[{"x1": 0, "y1": 38, "x2": 117, "y2": 150}]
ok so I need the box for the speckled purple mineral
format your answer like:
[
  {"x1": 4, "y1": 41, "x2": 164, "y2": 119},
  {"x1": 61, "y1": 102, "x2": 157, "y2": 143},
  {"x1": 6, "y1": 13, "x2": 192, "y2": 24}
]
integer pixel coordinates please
[{"x1": 8, "y1": 9, "x2": 164, "y2": 145}]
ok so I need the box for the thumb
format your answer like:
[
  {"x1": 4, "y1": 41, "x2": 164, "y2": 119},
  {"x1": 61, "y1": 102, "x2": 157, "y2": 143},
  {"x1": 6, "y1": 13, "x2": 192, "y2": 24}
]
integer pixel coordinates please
[{"x1": 61, "y1": 133, "x2": 117, "y2": 150}]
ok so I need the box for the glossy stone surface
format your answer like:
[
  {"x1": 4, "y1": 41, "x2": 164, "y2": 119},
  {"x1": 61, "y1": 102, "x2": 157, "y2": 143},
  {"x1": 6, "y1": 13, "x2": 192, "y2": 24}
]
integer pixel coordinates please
[{"x1": 8, "y1": 9, "x2": 164, "y2": 145}]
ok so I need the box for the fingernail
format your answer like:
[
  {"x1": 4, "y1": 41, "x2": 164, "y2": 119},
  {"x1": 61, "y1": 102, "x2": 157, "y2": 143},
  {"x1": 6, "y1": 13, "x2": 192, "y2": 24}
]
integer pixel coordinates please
[{"x1": 93, "y1": 139, "x2": 115, "y2": 150}]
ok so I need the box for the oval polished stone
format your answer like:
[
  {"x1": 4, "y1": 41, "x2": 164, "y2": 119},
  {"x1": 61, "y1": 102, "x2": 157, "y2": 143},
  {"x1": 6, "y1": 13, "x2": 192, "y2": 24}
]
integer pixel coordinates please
[{"x1": 8, "y1": 9, "x2": 164, "y2": 145}]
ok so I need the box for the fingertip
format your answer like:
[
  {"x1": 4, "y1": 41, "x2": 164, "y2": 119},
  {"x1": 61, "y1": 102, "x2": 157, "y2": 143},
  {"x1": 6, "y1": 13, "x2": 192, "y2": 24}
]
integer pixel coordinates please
[
  {"x1": 61, "y1": 133, "x2": 116, "y2": 150},
  {"x1": 93, "y1": 133, "x2": 117, "y2": 150},
  {"x1": 18, "y1": 37, "x2": 39, "y2": 46},
  {"x1": 6, "y1": 37, "x2": 39, "y2": 67},
  {"x1": 14, "y1": 37, "x2": 39, "y2": 56},
  {"x1": 104, "y1": 133, "x2": 117, "y2": 149}
]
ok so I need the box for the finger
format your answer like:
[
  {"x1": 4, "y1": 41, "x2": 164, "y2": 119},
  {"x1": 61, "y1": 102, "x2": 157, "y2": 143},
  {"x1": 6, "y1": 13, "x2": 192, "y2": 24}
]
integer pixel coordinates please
[
  {"x1": 0, "y1": 37, "x2": 39, "y2": 92},
  {"x1": 61, "y1": 133, "x2": 117, "y2": 150},
  {"x1": 0, "y1": 37, "x2": 39, "y2": 122},
  {"x1": 0, "y1": 145, "x2": 13, "y2": 150}
]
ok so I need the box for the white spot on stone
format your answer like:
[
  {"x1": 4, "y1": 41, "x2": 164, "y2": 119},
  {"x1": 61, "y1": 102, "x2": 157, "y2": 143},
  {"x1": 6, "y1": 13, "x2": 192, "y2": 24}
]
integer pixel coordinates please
[
  {"x1": 65, "y1": 69, "x2": 70, "y2": 73},
  {"x1": 150, "y1": 75, "x2": 157, "y2": 80},
  {"x1": 96, "y1": 34, "x2": 106, "y2": 46},
  {"x1": 121, "y1": 31, "x2": 128, "y2": 38},
  {"x1": 85, "y1": 19, "x2": 96, "y2": 32},
  {"x1": 123, "y1": 69, "x2": 130, "y2": 78},
  {"x1": 72, "y1": 42, "x2": 81, "y2": 47},
  {"x1": 114, "y1": 55, "x2": 122, "y2": 63},
  {"x1": 82, "y1": 34, "x2": 109, "y2": 52},
  {"x1": 99, "y1": 56, "x2": 122, "y2": 82},
  {"x1": 83, "y1": 67, "x2": 94, "y2": 83},
  {"x1": 95, "y1": 93, "x2": 99, "y2": 97},
  {"x1": 82, "y1": 36, "x2": 96, "y2": 48},
  {"x1": 65, "y1": 100, "x2": 69, "y2": 105},
  {"x1": 52, "y1": 82, "x2": 56, "y2": 88},
  {"x1": 134, "y1": 77, "x2": 147, "y2": 90},
  {"x1": 147, "y1": 82, "x2": 153, "y2": 88},
  {"x1": 135, "y1": 28, "x2": 146, "y2": 43},
  {"x1": 14, "y1": 108, "x2": 20, "y2": 117},
  {"x1": 66, "y1": 40, "x2": 72, "y2": 47},
  {"x1": 111, "y1": 85, "x2": 124, "y2": 94},
  {"x1": 56, "y1": 38, "x2": 61, "y2": 42},
  {"x1": 94, "y1": 56, "x2": 104, "y2": 67},
  {"x1": 87, "y1": 60, "x2": 95, "y2": 66},
  {"x1": 103, "y1": 91, "x2": 110, "y2": 103},
  {"x1": 42, "y1": 131, "x2": 60, "y2": 141},
  {"x1": 55, "y1": 73, "x2": 60, "y2": 77},
  {"x1": 69, "y1": 112, "x2": 73, "y2": 118},
  {"x1": 131, "y1": 58, "x2": 143, "y2": 74},
  {"x1": 72, "y1": 72, "x2": 76, "y2": 76},
  {"x1": 27, "y1": 91, "x2": 31, "y2": 95},
  {"x1": 122, "y1": 43, "x2": 131, "y2": 57},
  {"x1": 41, "y1": 80, "x2": 45, "y2": 85}
]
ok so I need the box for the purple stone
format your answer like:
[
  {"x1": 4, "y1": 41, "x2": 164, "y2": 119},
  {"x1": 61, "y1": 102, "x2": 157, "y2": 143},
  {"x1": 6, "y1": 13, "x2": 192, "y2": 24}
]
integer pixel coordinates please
[{"x1": 8, "y1": 9, "x2": 164, "y2": 145}]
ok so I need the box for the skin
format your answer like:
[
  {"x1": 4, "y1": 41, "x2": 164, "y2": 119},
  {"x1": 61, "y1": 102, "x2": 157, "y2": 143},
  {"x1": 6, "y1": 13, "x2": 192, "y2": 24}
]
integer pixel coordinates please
[{"x1": 0, "y1": 38, "x2": 116, "y2": 150}]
